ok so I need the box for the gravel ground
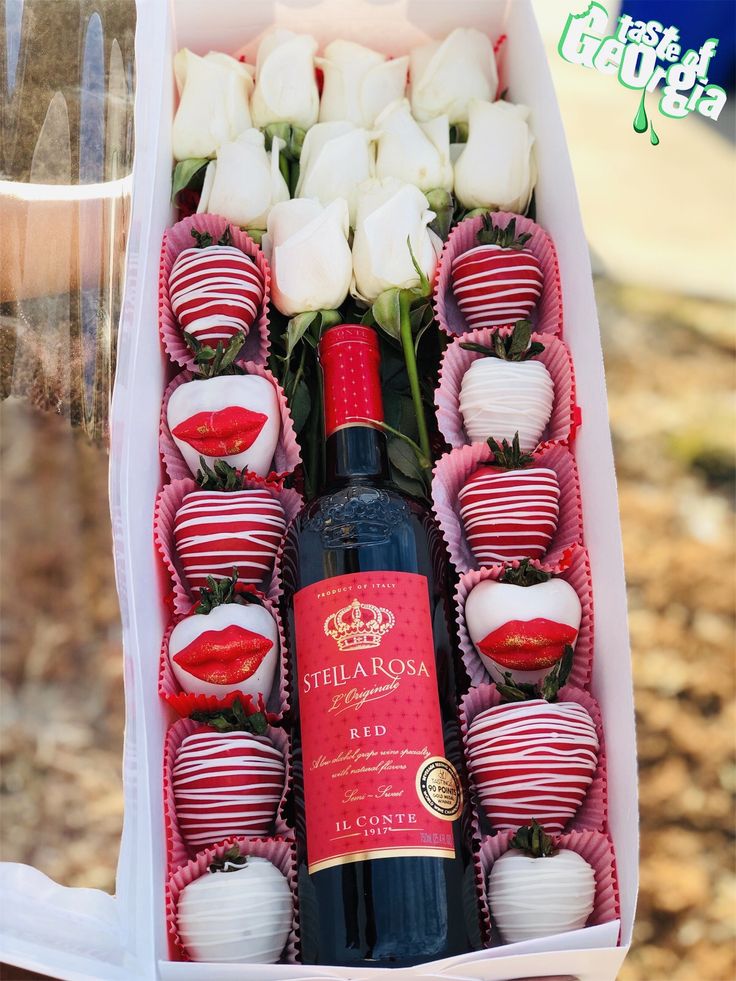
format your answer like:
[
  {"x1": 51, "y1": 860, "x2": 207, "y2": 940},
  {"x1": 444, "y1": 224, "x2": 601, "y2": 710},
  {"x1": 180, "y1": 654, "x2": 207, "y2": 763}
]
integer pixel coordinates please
[{"x1": 1, "y1": 277, "x2": 734, "y2": 979}]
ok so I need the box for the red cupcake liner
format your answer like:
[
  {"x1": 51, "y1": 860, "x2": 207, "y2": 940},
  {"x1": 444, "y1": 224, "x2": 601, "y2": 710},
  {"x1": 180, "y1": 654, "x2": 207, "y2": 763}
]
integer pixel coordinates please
[
  {"x1": 431, "y1": 442, "x2": 584, "y2": 575},
  {"x1": 434, "y1": 212, "x2": 563, "y2": 339},
  {"x1": 459, "y1": 683, "x2": 607, "y2": 837},
  {"x1": 166, "y1": 835, "x2": 299, "y2": 963},
  {"x1": 436, "y1": 327, "x2": 578, "y2": 453},
  {"x1": 158, "y1": 586, "x2": 290, "y2": 720},
  {"x1": 159, "y1": 364, "x2": 301, "y2": 485},
  {"x1": 454, "y1": 542, "x2": 594, "y2": 690},
  {"x1": 164, "y1": 717, "x2": 293, "y2": 873},
  {"x1": 159, "y1": 213, "x2": 271, "y2": 370},
  {"x1": 476, "y1": 828, "x2": 620, "y2": 947},
  {"x1": 153, "y1": 476, "x2": 302, "y2": 616}
]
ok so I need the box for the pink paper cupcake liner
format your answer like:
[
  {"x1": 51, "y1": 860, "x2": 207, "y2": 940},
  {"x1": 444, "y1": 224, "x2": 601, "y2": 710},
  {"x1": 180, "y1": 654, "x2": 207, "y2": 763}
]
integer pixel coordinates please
[
  {"x1": 164, "y1": 718, "x2": 293, "y2": 873},
  {"x1": 459, "y1": 683, "x2": 607, "y2": 837},
  {"x1": 454, "y1": 542, "x2": 594, "y2": 690},
  {"x1": 476, "y1": 828, "x2": 619, "y2": 947},
  {"x1": 159, "y1": 364, "x2": 301, "y2": 485},
  {"x1": 159, "y1": 214, "x2": 271, "y2": 370},
  {"x1": 436, "y1": 327, "x2": 579, "y2": 452},
  {"x1": 158, "y1": 586, "x2": 290, "y2": 720},
  {"x1": 166, "y1": 835, "x2": 299, "y2": 963},
  {"x1": 153, "y1": 476, "x2": 303, "y2": 616},
  {"x1": 431, "y1": 442, "x2": 584, "y2": 575},
  {"x1": 434, "y1": 212, "x2": 563, "y2": 339}
]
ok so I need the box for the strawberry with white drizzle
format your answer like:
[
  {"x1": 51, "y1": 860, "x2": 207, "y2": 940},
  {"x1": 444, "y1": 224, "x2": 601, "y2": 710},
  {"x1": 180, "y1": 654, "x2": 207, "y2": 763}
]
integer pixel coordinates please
[
  {"x1": 459, "y1": 434, "x2": 560, "y2": 565},
  {"x1": 451, "y1": 214, "x2": 543, "y2": 329},
  {"x1": 168, "y1": 573, "x2": 279, "y2": 700},
  {"x1": 172, "y1": 703, "x2": 286, "y2": 850},
  {"x1": 465, "y1": 559, "x2": 581, "y2": 684},
  {"x1": 169, "y1": 226, "x2": 265, "y2": 350},
  {"x1": 174, "y1": 460, "x2": 287, "y2": 593},
  {"x1": 487, "y1": 821, "x2": 596, "y2": 943},
  {"x1": 465, "y1": 650, "x2": 599, "y2": 833},
  {"x1": 459, "y1": 320, "x2": 554, "y2": 452}
]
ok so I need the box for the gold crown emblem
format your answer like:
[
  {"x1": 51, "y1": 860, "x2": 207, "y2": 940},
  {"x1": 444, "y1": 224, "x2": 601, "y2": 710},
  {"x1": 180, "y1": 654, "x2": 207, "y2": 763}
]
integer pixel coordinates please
[{"x1": 324, "y1": 598, "x2": 395, "y2": 652}]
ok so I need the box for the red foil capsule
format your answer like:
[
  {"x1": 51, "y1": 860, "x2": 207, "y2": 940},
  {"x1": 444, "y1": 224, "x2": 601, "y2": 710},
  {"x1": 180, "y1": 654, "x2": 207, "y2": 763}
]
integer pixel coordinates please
[{"x1": 319, "y1": 324, "x2": 384, "y2": 438}]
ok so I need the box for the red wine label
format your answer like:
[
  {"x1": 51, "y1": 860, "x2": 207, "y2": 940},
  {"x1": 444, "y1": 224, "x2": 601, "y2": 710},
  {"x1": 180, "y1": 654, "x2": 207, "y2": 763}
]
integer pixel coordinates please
[
  {"x1": 319, "y1": 325, "x2": 384, "y2": 437},
  {"x1": 294, "y1": 571, "x2": 461, "y2": 874}
]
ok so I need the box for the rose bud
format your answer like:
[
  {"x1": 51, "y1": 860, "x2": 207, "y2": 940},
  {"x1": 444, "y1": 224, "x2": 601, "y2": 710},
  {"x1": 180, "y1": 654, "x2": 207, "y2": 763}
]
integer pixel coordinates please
[
  {"x1": 251, "y1": 29, "x2": 319, "y2": 131},
  {"x1": 172, "y1": 49, "x2": 254, "y2": 161},
  {"x1": 374, "y1": 99, "x2": 452, "y2": 194},
  {"x1": 264, "y1": 198, "x2": 352, "y2": 317},
  {"x1": 351, "y1": 177, "x2": 441, "y2": 302},
  {"x1": 409, "y1": 28, "x2": 498, "y2": 124},
  {"x1": 197, "y1": 129, "x2": 289, "y2": 231},
  {"x1": 295, "y1": 122, "x2": 375, "y2": 227},
  {"x1": 318, "y1": 40, "x2": 408, "y2": 128},
  {"x1": 454, "y1": 100, "x2": 537, "y2": 214}
]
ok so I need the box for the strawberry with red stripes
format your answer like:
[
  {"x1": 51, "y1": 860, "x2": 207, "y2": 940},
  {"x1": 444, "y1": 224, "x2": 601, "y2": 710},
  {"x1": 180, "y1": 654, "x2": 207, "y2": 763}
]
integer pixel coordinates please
[
  {"x1": 459, "y1": 434, "x2": 560, "y2": 565},
  {"x1": 451, "y1": 215, "x2": 543, "y2": 329},
  {"x1": 174, "y1": 460, "x2": 287, "y2": 595},
  {"x1": 169, "y1": 226, "x2": 265, "y2": 351}
]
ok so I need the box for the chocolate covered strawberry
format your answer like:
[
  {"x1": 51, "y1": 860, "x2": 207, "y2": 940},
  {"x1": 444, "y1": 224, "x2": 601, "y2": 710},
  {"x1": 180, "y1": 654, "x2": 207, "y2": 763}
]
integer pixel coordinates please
[
  {"x1": 168, "y1": 369, "x2": 280, "y2": 478},
  {"x1": 172, "y1": 705, "x2": 285, "y2": 850},
  {"x1": 169, "y1": 226, "x2": 264, "y2": 350},
  {"x1": 451, "y1": 215, "x2": 543, "y2": 329},
  {"x1": 459, "y1": 320, "x2": 554, "y2": 452},
  {"x1": 168, "y1": 574, "x2": 279, "y2": 700},
  {"x1": 459, "y1": 434, "x2": 560, "y2": 565},
  {"x1": 465, "y1": 652, "x2": 599, "y2": 832},
  {"x1": 465, "y1": 559, "x2": 581, "y2": 683},
  {"x1": 174, "y1": 460, "x2": 287, "y2": 593},
  {"x1": 487, "y1": 822, "x2": 596, "y2": 943}
]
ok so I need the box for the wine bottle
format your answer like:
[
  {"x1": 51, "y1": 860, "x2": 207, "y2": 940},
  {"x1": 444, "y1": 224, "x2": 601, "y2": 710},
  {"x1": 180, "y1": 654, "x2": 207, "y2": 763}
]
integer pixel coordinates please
[{"x1": 285, "y1": 324, "x2": 475, "y2": 966}]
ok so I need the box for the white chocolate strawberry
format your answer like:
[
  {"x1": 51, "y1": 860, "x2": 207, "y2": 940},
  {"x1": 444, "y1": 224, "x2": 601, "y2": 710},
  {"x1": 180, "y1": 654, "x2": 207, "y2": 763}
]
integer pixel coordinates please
[
  {"x1": 465, "y1": 561, "x2": 581, "y2": 683},
  {"x1": 168, "y1": 373, "x2": 280, "y2": 478},
  {"x1": 177, "y1": 850, "x2": 292, "y2": 963},
  {"x1": 459, "y1": 321, "x2": 553, "y2": 452},
  {"x1": 488, "y1": 823, "x2": 596, "y2": 943},
  {"x1": 169, "y1": 578, "x2": 279, "y2": 699}
]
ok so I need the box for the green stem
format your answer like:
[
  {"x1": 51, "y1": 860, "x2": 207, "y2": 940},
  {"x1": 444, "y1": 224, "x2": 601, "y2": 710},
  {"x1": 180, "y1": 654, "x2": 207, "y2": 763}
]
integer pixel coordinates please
[
  {"x1": 289, "y1": 344, "x2": 307, "y2": 405},
  {"x1": 398, "y1": 290, "x2": 432, "y2": 464}
]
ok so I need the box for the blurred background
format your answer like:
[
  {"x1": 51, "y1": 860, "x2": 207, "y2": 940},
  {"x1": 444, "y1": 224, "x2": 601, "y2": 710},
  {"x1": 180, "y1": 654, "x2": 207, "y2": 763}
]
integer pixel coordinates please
[{"x1": 0, "y1": 1, "x2": 734, "y2": 979}]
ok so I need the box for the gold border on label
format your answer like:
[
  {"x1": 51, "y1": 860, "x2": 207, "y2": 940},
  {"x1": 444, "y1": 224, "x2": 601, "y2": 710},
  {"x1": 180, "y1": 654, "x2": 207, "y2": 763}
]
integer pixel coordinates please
[
  {"x1": 308, "y1": 846, "x2": 455, "y2": 874},
  {"x1": 415, "y1": 756, "x2": 463, "y2": 821}
]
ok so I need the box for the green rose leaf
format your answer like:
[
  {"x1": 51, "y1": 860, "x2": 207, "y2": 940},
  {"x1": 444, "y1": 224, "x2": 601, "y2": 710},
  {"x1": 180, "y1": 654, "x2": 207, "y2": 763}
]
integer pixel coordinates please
[{"x1": 171, "y1": 157, "x2": 209, "y2": 204}]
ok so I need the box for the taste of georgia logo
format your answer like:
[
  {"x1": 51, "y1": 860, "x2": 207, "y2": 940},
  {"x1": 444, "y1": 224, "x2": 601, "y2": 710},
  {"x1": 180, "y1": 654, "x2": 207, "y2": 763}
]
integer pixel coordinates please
[
  {"x1": 559, "y1": 2, "x2": 728, "y2": 146},
  {"x1": 324, "y1": 598, "x2": 395, "y2": 652}
]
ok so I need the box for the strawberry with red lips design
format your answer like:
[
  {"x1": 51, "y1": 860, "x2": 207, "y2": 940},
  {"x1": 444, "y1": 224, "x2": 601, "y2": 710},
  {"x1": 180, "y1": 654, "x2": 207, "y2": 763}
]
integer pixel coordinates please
[
  {"x1": 465, "y1": 559, "x2": 581, "y2": 684},
  {"x1": 168, "y1": 573, "x2": 279, "y2": 701}
]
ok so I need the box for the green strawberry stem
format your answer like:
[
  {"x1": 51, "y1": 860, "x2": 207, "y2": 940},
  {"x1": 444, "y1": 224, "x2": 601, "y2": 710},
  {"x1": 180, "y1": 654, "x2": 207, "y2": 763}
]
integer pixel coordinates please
[
  {"x1": 476, "y1": 214, "x2": 532, "y2": 250},
  {"x1": 399, "y1": 288, "x2": 432, "y2": 465},
  {"x1": 499, "y1": 559, "x2": 552, "y2": 587},
  {"x1": 509, "y1": 819, "x2": 558, "y2": 858},
  {"x1": 196, "y1": 458, "x2": 249, "y2": 491},
  {"x1": 496, "y1": 644, "x2": 574, "y2": 703},
  {"x1": 194, "y1": 572, "x2": 264, "y2": 614},
  {"x1": 190, "y1": 226, "x2": 233, "y2": 249},
  {"x1": 208, "y1": 845, "x2": 249, "y2": 873},
  {"x1": 487, "y1": 432, "x2": 535, "y2": 470},
  {"x1": 459, "y1": 320, "x2": 544, "y2": 362},
  {"x1": 185, "y1": 332, "x2": 245, "y2": 378},
  {"x1": 190, "y1": 696, "x2": 269, "y2": 735}
]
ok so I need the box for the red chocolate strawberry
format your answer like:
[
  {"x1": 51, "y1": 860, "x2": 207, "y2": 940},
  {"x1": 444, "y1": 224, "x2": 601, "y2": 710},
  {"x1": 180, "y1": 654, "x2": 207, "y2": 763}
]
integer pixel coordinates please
[
  {"x1": 174, "y1": 460, "x2": 287, "y2": 594},
  {"x1": 169, "y1": 574, "x2": 279, "y2": 700},
  {"x1": 169, "y1": 226, "x2": 264, "y2": 350},
  {"x1": 465, "y1": 652, "x2": 599, "y2": 833},
  {"x1": 172, "y1": 706, "x2": 285, "y2": 850},
  {"x1": 458, "y1": 434, "x2": 560, "y2": 565},
  {"x1": 451, "y1": 215, "x2": 543, "y2": 329}
]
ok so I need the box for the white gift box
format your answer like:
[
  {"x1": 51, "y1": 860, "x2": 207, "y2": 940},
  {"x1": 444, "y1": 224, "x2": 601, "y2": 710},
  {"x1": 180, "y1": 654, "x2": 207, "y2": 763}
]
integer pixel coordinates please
[{"x1": 0, "y1": 1, "x2": 638, "y2": 979}]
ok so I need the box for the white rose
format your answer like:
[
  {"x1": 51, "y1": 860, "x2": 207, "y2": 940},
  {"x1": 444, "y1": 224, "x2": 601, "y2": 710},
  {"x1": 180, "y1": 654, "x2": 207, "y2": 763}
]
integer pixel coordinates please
[
  {"x1": 196, "y1": 129, "x2": 289, "y2": 230},
  {"x1": 251, "y1": 29, "x2": 319, "y2": 130},
  {"x1": 264, "y1": 199, "x2": 352, "y2": 316},
  {"x1": 172, "y1": 49, "x2": 254, "y2": 160},
  {"x1": 352, "y1": 178, "x2": 442, "y2": 302},
  {"x1": 295, "y1": 122, "x2": 374, "y2": 226},
  {"x1": 318, "y1": 40, "x2": 408, "y2": 128},
  {"x1": 409, "y1": 28, "x2": 498, "y2": 124},
  {"x1": 454, "y1": 100, "x2": 537, "y2": 213},
  {"x1": 374, "y1": 99, "x2": 452, "y2": 193}
]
